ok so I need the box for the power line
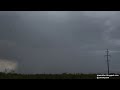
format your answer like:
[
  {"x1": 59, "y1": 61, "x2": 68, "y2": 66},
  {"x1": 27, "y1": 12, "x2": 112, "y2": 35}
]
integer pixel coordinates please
[{"x1": 104, "y1": 49, "x2": 111, "y2": 75}]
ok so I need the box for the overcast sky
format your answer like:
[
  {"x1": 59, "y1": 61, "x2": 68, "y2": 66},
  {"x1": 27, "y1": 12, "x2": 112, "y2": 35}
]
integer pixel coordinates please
[{"x1": 0, "y1": 11, "x2": 120, "y2": 74}]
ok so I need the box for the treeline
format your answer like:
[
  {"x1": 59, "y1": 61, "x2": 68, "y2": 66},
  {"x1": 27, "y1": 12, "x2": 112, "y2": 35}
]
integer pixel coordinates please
[
  {"x1": 0, "y1": 72, "x2": 96, "y2": 79},
  {"x1": 0, "y1": 72, "x2": 119, "y2": 79}
]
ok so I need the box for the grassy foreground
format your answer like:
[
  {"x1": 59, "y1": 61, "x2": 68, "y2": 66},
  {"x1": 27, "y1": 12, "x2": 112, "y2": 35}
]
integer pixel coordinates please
[{"x1": 0, "y1": 72, "x2": 120, "y2": 79}]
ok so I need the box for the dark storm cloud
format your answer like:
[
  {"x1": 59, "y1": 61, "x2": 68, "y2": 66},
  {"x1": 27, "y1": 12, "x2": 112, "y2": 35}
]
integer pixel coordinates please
[
  {"x1": 0, "y1": 12, "x2": 19, "y2": 59},
  {"x1": 0, "y1": 11, "x2": 120, "y2": 74}
]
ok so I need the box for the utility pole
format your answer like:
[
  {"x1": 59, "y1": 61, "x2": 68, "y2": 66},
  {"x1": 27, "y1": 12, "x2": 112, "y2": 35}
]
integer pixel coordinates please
[{"x1": 104, "y1": 49, "x2": 111, "y2": 75}]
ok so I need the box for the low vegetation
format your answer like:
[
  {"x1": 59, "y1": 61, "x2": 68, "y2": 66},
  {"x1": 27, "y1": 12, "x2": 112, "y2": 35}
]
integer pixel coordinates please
[{"x1": 0, "y1": 72, "x2": 119, "y2": 79}]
